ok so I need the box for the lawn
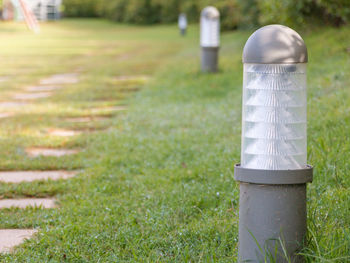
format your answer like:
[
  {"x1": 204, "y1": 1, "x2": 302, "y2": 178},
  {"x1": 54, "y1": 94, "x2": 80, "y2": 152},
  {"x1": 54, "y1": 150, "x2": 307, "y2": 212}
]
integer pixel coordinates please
[{"x1": 0, "y1": 19, "x2": 349, "y2": 262}]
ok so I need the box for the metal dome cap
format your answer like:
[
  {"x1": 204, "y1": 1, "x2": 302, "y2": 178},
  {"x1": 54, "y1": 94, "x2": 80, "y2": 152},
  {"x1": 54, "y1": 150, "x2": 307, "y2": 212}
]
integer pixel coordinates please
[
  {"x1": 243, "y1": 25, "x2": 308, "y2": 64},
  {"x1": 201, "y1": 6, "x2": 220, "y2": 20}
]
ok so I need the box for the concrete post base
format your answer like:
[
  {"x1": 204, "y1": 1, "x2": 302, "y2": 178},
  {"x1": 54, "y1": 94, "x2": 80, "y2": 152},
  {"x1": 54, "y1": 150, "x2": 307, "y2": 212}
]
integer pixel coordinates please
[{"x1": 201, "y1": 47, "x2": 219, "y2": 72}]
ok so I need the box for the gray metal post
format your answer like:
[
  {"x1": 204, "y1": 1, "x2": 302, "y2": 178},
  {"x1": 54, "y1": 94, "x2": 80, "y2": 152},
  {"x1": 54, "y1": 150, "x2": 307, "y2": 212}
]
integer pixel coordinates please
[
  {"x1": 235, "y1": 25, "x2": 312, "y2": 262},
  {"x1": 235, "y1": 165, "x2": 313, "y2": 262},
  {"x1": 201, "y1": 47, "x2": 219, "y2": 72}
]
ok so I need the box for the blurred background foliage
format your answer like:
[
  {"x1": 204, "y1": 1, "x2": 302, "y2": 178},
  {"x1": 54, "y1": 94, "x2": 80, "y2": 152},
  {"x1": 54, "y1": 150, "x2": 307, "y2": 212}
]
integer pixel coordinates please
[{"x1": 61, "y1": 0, "x2": 350, "y2": 30}]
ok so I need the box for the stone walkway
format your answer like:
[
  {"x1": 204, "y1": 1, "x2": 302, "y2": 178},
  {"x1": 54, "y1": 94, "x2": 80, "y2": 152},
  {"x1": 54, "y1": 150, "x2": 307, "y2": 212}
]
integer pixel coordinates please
[
  {"x1": 0, "y1": 73, "x2": 82, "y2": 252},
  {"x1": 0, "y1": 72, "x2": 142, "y2": 253}
]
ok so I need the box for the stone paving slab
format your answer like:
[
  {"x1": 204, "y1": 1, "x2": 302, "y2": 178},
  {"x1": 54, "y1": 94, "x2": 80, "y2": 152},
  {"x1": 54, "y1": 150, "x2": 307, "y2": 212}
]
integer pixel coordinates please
[
  {"x1": 0, "y1": 229, "x2": 37, "y2": 253},
  {"x1": 0, "y1": 171, "x2": 78, "y2": 183},
  {"x1": 91, "y1": 106, "x2": 127, "y2": 113},
  {"x1": 0, "y1": 198, "x2": 56, "y2": 209},
  {"x1": 0, "y1": 102, "x2": 27, "y2": 108},
  {"x1": 12, "y1": 92, "x2": 52, "y2": 100},
  {"x1": 0, "y1": 76, "x2": 9, "y2": 83},
  {"x1": 64, "y1": 116, "x2": 108, "y2": 123},
  {"x1": 25, "y1": 86, "x2": 62, "y2": 92},
  {"x1": 113, "y1": 75, "x2": 150, "y2": 82},
  {"x1": 40, "y1": 73, "x2": 79, "y2": 85},
  {"x1": 48, "y1": 129, "x2": 82, "y2": 137},
  {"x1": 26, "y1": 148, "x2": 80, "y2": 157},
  {"x1": 0, "y1": 112, "x2": 15, "y2": 119}
]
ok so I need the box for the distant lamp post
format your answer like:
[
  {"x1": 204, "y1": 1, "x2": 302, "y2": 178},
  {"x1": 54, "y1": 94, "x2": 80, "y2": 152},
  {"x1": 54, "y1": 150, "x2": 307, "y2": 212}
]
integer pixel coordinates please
[
  {"x1": 178, "y1": 13, "x2": 187, "y2": 36},
  {"x1": 200, "y1": 6, "x2": 220, "y2": 72},
  {"x1": 234, "y1": 25, "x2": 313, "y2": 262}
]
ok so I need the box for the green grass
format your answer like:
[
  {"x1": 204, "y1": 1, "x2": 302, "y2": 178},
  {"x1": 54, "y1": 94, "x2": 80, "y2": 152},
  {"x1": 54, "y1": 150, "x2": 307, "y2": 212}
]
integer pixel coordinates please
[{"x1": 0, "y1": 19, "x2": 349, "y2": 262}]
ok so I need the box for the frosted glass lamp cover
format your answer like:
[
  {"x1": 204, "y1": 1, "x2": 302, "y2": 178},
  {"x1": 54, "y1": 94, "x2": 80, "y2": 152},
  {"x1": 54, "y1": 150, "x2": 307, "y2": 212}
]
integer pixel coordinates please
[
  {"x1": 200, "y1": 6, "x2": 220, "y2": 47},
  {"x1": 241, "y1": 25, "x2": 308, "y2": 170},
  {"x1": 178, "y1": 13, "x2": 187, "y2": 30}
]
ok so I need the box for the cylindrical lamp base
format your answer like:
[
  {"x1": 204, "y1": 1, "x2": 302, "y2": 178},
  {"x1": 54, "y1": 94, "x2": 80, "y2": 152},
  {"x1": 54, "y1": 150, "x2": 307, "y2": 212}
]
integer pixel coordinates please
[
  {"x1": 238, "y1": 182, "x2": 307, "y2": 263},
  {"x1": 201, "y1": 47, "x2": 219, "y2": 72}
]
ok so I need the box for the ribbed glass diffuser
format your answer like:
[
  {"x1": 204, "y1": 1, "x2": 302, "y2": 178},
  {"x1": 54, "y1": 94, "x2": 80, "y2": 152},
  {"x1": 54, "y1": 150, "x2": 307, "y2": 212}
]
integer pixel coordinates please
[
  {"x1": 200, "y1": 7, "x2": 220, "y2": 47},
  {"x1": 178, "y1": 13, "x2": 187, "y2": 29},
  {"x1": 241, "y1": 63, "x2": 307, "y2": 170}
]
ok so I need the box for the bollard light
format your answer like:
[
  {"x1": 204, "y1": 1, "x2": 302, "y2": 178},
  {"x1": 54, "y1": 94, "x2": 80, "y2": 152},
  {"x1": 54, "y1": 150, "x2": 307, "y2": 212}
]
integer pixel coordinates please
[
  {"x1": 178, "y1": 13, "x2": 187, "y2": 36},
  {"x1": 200, "y1": 6, "x2": 220, "y2": 72},
  {"x1": 234, "y1": 25, "x2": 313, "y2": 262}
]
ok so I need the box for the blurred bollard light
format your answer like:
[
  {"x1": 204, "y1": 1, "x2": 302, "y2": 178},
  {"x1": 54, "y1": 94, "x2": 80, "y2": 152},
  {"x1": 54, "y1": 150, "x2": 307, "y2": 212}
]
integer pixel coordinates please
[
  {"x1": 178, "y1": 13, "x2": 187, "y2": 36},
  {"x1": 200, "y1": 6, "x2": 220, "y2": 72},
  {"x1": 234, "y1": 25, "x2": 313, "y2": 262}
]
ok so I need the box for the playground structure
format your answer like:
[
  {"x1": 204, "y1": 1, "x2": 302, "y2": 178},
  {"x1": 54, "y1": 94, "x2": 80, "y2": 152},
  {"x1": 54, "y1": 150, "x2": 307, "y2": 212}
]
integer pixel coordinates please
[{"x1": 2, "y1": 0, "x2": 61, "y2": 21}]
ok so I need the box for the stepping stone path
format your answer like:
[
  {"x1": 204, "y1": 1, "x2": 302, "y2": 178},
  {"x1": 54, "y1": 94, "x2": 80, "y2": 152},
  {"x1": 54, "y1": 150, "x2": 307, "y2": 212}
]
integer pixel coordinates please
[
  {"x1": 0, "y1": 70, "x2": 137, "y2": 252},
  {"x1": 0, "y1": 198, "x2": 56, "y2": 209},
  {"x1": 48, "y1": 128, "x2": 81, "y2": 137},
  {"x1": 12, "y1": 92, "x2": 52, "y2": 101},
  {"x1": 0, "y1": 229, "x2": 37, "y2": 253},
  {"x1": 40, "y1": 73, "x2": 79, "y2": 85},
  {"x1": 26, "y1": 148, "x2": 80, "y2": 157},
  {"x1": 0, "y1": 170, "x2": 78, "y2": 183},
  {"x1": 0, "y1": 72, "x2": 84, "y2": 253}
]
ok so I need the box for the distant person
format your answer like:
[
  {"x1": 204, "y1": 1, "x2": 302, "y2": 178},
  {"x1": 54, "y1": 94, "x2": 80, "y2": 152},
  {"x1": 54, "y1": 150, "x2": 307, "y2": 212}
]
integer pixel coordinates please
[{"x1": 178, "y1": 13, "x2": 187, "y2": 36}]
